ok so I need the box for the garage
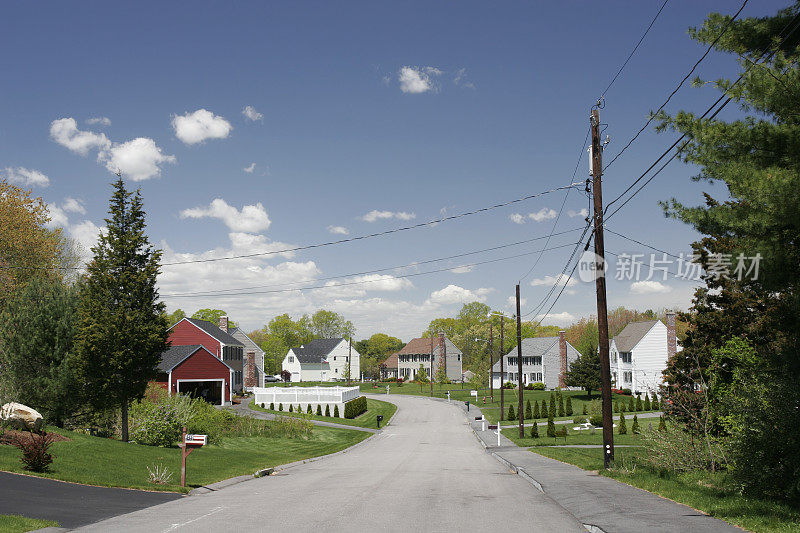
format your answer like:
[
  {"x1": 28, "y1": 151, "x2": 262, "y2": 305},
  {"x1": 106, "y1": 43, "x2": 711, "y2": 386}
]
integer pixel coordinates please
[
  {"x1": 155, "y1": 345, "x2": 233, "y2": 405},
  {"x1": 177, "y1": 380, "x2": 224, "y2": 405}
]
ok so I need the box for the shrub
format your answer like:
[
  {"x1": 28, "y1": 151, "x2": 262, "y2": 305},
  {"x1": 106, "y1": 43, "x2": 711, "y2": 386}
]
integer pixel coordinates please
[
  {"x1": 297, "y1": 405, "x2": 302, "y2": 413},
  {"x1": 632, "y1": 414, "x2": 640, "y2": 434},
  {"x1": 325, "y1": 405, "x2": 330, "y2": 417},
  {"x1": 565, "y1": 397, "x2": 573, "y2": 416},
  {"x1": 651, "y1": 392, "x2": 659, "y2": 410},
  {"x1": 525, "y1": 400, "x2": 532, "y2": 420},
  {"x1": 307, "y1": 405, "x2": 313, "y2": 414},
  {"x1": 260, "y1": 403, "x2": 265, "y2": 408},
  {"x1": 582, "y1": 404, "x2": 587, "y2": 415},
  {"x1": 546, "y1": 417, "x2": 556, "y2": 437},
  {"x1": 316, "y1": 405, "x2": 322, "y2": 416},
  {"x1": 558, "y1": 396, "x2": 565, "y2": 417},
  {"x1": 573, "y1": 416, "x2": 586, "y2": 424},
  {"x1": 620, "y1": 401, "x2": 626, "y2": 413},
  {"x1": 289, "y1": 404, "x2": 293, "y2": 413},
  {"x1": 130, "y1": 401, "x2": 181, "y2": 447},
  {"x1": 533, "y1": 401, "x2": 540, "y2": 419},
  {"x1": 531, "y1": 382, "x2": 545, "y2": 390},
  {"x1": 618, "y1": 413, "x2": 627, "y2": 435},
  {"x1": 628, "y1": 397, "x2": 635, "y2": 412},
  {"x1": 530, "y1": 423, "x2": 539, "y2": 438},
  {"x1": 658, "y1": 415, "x2": 667, "y2": 431},
  {"x1": 540, "y1": 400, "x2": 547, "y2": 417},
  {"x1": 343, "y1": 396, "x2": 367, "y2": 419},
  {"x1": 269, "y1": 402, "x2": 274, "y2": 410},
  {"x1": 333, "y1": 405, "x2": 340, "y2": 418},
  {"x1": 524, "y1": 383, "x2": 535, "y2": 390},
  {"x1": 507, "y1": 404, "x2": 515, "y2": 421},
  {"x1": 12, "y1": 431, "x2": 56, "y2": 472},
  {"x1": 502, "y1": 382, "x2": 515, "y2": 389},
  {"x1": 621, "y1": 388, "x2": 632, "y2": 395},
  {"x1": 556, "y1": 426, "x2": 568, "y2": 439},
  {"x1": 641, "y1": 425, "x2": 725, "y2": 473},
  {"x1": 589, "y1": 414, "x2": 603, "y2": 426},
  {"x1": 614, "y1": 401, "x2": 619, "y2": 413},
  {"x1": 279, "y1": 403, "x2": 283, "y2": 411},
  {"x1": 643, "y1": 395, "x2": 651, "y2": 411},
  {"x1": 548, "y1": 397, "x2": 556, "y2": 419},
  {"x1": 636, "y1": 396, "x2": 643, "y2": 412}
]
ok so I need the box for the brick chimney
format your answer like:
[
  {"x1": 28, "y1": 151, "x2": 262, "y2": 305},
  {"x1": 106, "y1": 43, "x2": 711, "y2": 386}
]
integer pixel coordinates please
[
  {"x1": 558, "y1": 331, "x2": 568, "y2": 388},
  {"x1": 438, "y1": 333, "x2": 446, "y2": 378},
  {"x1": 218, "y1": 315, "x2": 229, "y2": 333},
  {"x1": 666, "y1": 312, "x2": 677, "y2": 360},
  {"x1": 244, "y1": 350, "x2": 256, "y2": 388}
]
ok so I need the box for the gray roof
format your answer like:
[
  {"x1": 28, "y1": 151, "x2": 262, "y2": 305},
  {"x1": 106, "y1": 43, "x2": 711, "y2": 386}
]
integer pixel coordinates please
[
  {"x1": 157, "y1": 345, "x2": 232, "y2": 372},
  {"x1": 292, "y1": 338, "x2": 344, "y2": 364},
  {"x1": 229, "y1": 327, "x2": 265, "y2": 355},
  {"x1": 183, "y1": 318, "x2": 244, "y2": 347},
  {"x1": 492, "y1": 336, "x2": 579, "y2": 371},
  {"x1": 611, "y1": 320, "x2": 659, "y2": 352}
]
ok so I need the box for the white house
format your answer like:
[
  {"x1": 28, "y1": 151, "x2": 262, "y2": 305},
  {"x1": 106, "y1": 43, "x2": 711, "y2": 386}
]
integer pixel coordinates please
[
  {"x1": 609, "y1": 312, "x2": 679, "y2": 395},
  {"x1": 282, "y1": 338, "x2": 361, "y2": 382},
  {"x1": 491, "y1": 332, "x2": 580, "y2": 389}
]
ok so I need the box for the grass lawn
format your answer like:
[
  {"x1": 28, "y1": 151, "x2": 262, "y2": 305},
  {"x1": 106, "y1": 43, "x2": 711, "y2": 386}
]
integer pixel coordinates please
[
  {"x1": 0, "y1": 425, "x2": 369, "y2": 494},
  {"x1": 532, "y1": 447, "x2": 800, "y2": 533},
  {"x1": 248, "y1": 398, "x2": 397, "y2": 429},
  {"x1": 501, "y1": 426, "x2": 647, "y2": 447},
  {"x1": 0, "y1": 515, "x2": 59, "y2": 533}
]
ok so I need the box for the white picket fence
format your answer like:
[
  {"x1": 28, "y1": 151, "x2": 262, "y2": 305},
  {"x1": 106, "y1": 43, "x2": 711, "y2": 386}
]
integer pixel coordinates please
[{"x1": 252, "y1": 386, "x2": 361, "y2": 417}]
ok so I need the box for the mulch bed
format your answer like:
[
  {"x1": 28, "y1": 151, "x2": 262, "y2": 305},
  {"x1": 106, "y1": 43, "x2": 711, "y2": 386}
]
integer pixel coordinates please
[{"x1": 0, "y1": 429, "x2": 70, "y2": 446}]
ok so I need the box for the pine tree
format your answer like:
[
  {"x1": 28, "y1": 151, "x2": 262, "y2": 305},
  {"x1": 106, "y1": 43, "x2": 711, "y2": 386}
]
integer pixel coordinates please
[
  {"x1": 533, "y1": 400, "x2": 540, "y2": 419},
  {"x1": 632, "y1": 414, "x2": 641, "y2": 434},
  {"x1": 636, "y1": 396, "x2": 643, "y2": 412},
  {"x1": 540, "y1": 399, "x2": 547, "y2": 418},
  {"x1": 566, "y1": 397, "x2": 573, "y2": 416},
  {"x1": 530, "y1": 422, "x2": 539, "y2": 438},
  {"x1": 525, "y1": 399, "x2": 532, "y2": 420},
  {"x1": 307, "y1": 404, "x2": 313, "y2": 414},
  {"x1": 70, "y1": 177, "x2": 169, "y2": 442},
  {"x1": 651, "y1": 392, "x2": 659, "y2": 410},
  {"x1": 628, "y1": 396, "x2": 635, "y2": 412},
  {"x1": 614, "y1": 400, "x2": 619, "y2": 413},
  {"x1": 558, "y1": 395, "x2": 565, "y2": 417},
  {"x1": 289, "y1": 404, "x2": 293, "y2": 413},
  {"x1": 316, "y1": 404, "x2": 322, "y2": 416},
  {"x1": 507, "y1": 404, "x2": 515, "y2": 421},
  {"x1": 269, "y1": 402, "x2": 274, "y2": 410},
  {"x1": 620, "y1": 400, "x2": 626, "y2": 413},
  {"x1": 658, "y1": 415, "x2": 667, "y2": 432},
  {"x1": 644, "y1": 394, "x2": 651, "y2": 411},
  {"x1": 325, "y1": 404, "x2": 330, "y2": 417},
  {"x1": 549, "y1": 398, "x2": 556, "y2": 419},
  {"x1": 334, "y1": 405, "x2": 340, "y2": 417},
  {"x1": 547, "y1": 417, "x2": 556, "y2": 438},
  {"x1": 279, "y1": 403, "x2": 283, "y2": 411},
  {"x1": 618, "y1": 413, "x2": 627, "y2": 435}
]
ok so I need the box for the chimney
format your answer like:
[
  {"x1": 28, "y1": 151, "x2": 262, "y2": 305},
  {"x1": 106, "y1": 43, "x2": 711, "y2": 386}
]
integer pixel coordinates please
[
  {"x1": 666, "y1": 312, "x2": 677, "y2": 360},
  {"x1": 558, "y1": 331, "x2": 568, "y2": 388},
  {"x1": 439, "y1": 333, "x2": 446, "y2": 378},
  {"x1": 244, "y1": 350, "x2": 256, "y2": 388},
  {"x1": 218, "y1": 315, "x2": 229, "y2": 333}
]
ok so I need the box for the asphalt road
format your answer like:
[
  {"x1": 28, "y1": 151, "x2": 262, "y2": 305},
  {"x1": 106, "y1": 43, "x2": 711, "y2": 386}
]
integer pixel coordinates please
[
  {"x1": 76, "y1": 395, "x2": 585, "y2": 532},
  {"x1": 0, "y1": 471, "x2": 181, "y2": 528}
]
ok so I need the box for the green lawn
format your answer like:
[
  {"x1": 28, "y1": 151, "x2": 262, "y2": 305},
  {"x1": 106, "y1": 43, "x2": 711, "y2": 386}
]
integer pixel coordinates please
[
  {"x1": 0, "y1": 425, "x2": 369, "y2": 493},
  {"x1": 532, "y1": 447, "x2": 800, "y2": 533},
  {"x1": 501, "y1": 426, "x2": 647, "y2": 447},
  {"x1": 0, "y1": 515, "x2": 59, "y2": 533},
  {"x1": 248, "y1": 398, "x2": 397, "y2": 429}
]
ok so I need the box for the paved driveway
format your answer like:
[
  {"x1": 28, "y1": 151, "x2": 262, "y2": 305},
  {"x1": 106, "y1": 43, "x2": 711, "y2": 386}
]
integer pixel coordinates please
[
  {"x1": 76, "y1": 394, "x2": 584, "y2": 532},
  {"x1": 0, "y1": 471, "x2": 181, "y2": 528}
]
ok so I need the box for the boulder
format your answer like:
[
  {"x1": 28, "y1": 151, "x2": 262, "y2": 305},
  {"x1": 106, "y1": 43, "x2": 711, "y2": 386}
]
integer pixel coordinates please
[{"x1": 1, "y1": 402, "x2": 43, "y2": 432}]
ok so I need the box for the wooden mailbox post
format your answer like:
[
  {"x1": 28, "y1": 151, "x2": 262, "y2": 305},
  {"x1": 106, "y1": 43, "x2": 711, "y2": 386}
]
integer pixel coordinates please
[{"x1": 180, "y1": 427, "x2": 207, "y2": 488}]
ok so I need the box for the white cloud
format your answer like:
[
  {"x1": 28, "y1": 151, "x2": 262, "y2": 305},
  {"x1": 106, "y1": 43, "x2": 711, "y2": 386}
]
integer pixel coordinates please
[
  {"x1": 360, "y1": 210, "x2": 416, "y2": 222},
  {"x1": 509, "y1": 213, "x2": 526, "y2": 224},
  {"x1": 243, "y1": 163, "x2": 256, "y2": 173},
  {"x1": 242, "y1": 106, "x2": 263, "y2": 122},
  {"x1": 98, "y1": 137, "x2": 176, "y2": 181},
  {"x1": 70, "y1": 220, "x2": 106, "y2": 256},
  {"x1": 507, "y1": 295, "x2": 527, "y2": 308},
  {"x1": 45, "y1": 204, "x2": 69, "y2": 229},
  {"x1": 535, "y1": 311, "x2": 576, "y2": 327},
  {"x1": 453, "y1": 68, "x2": 475, "y2": 89},
  {"x1": 180, "y1": 198, "x2": 271, "y2": 233},
  {"x1": 630, "y1": 280, "x2": 672, "y2": 294},
  {"x1": 427, "y1": 284, "x2": 493, "y2": 306},
  {"x1": 318, "y1": 274, "x2": 414, "y2": 299},
  {"x1": 86, "y1": 117, "x2": 111, "y2": 126},
  {"x1": 327, "y1": 225, "x2": 349, "y2": 235},
  {"x1": 62, "y1": 197, "x2": 86, "y2": 215},
  {"x1": 450, "y1": 265, "x2": 474, "y2": 274},
  {"x1": 568, "y1": 208, "x2": 589, "y2": 218},
  {"x1": 49, "y1": 118, "x2": 110, "y2": 156},
  {"x1": 172, "y1": 109, "x2": 233, "y2": 145},
  {"x1": 398, "y1": 66, "x2": 440, "y2": 94},
  {"x1": 3, "y1": 167, "x2": 49, "y2": 187},
  {"x1": 530, "y1": 274, "x2": 579, "y2": 288},
  {"x1": 528, "y1": 208, "x2": 558, "y2": 222}
]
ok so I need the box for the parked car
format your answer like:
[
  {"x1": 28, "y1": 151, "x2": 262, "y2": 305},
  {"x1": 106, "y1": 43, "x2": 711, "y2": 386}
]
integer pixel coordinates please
[{"x1": 264, "y1": 375, "x2": 280, "y2": 383}]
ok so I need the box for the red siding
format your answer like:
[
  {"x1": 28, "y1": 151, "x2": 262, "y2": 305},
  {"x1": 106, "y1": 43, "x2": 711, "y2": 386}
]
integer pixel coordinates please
[
  {"x1": 168, "y1": 320, "x2": 222, "y2": 358},
  {"x1": 170, "y1": 347, "x2": 232, "y2": 402}
]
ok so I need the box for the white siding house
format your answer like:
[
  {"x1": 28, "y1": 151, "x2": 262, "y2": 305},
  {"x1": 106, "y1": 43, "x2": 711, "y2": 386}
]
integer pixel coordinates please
[
  {"x1": 491, "y1": 332, "x2": 580, "y2": 390},
  {"x1": 609, "y1": 313, "x2": 679, "y2": 395},
  {"x1": 281, "y1": 338, "x2": 361, "y2": 382}
]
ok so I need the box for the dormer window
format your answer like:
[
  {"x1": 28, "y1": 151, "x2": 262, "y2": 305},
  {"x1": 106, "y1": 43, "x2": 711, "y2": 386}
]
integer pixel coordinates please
[{"x1": 289, "y1": 356, "x2": 294, "y2": 363}]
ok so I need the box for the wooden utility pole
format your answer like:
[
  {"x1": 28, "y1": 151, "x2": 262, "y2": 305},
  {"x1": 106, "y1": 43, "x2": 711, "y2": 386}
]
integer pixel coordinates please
[
  {"x1": 430, "y1": 335, "x2": 434, "y2": 397},
  {"x1": 591, "y1": 107, "x2": 614, "y2": 467},
  {"x1": 515, "y1": 285, "x2": 524, "y2": 438},
  {"x1": 500, "y1": 315, "x2": 504, "y2": 419},
  {"x1": 489, "y1": 323, "x2": 494, "y2": 403}
]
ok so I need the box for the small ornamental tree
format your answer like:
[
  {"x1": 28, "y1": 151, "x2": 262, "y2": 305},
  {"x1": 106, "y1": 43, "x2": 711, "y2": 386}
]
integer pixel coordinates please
[
  {"x1": 651, "y1": 392, "x2": 659, "y2": 410},
  {"x1": 269, "y1": 402, "x2": 274, "y2": 410},
  {"x1": 628, "y1": 397, "x2": 635, "y2": 412},
  {"x1": 658, "y1": 415, "x2": 667, "y2": 432},
  {"x1": 636, "y1": 396, "x2": 643, "y2": 412},
  {"x1": 547, "y1": 417, "x2": 556, "y2": 437},
  {"x1": 507, "y1": 404, "x2": 515, "y2": 421},
  {"x1": 333, "y1": 405, "x2": 340, "y2": 418},
  {"x1": 307, "y1": 404, "x2": 313, "y2": 414},
  {"x1": 558, "y1": 396, "x2": 565, "y2": 417},
  {"x1": 297, "y1": 405, "x2": 302, "y2": 413},
  {"x1": 525, "y1": 399, "x2": 532, "y2": 420},
  {"x1": 618, "y1": 413, "x2": 627, "y2": 435},
  {"x1": 620, "y1": 401, "x2": 626, "y2": 413},
  {"x1": 325, "y1": 405, "x2": 330, "y2": 417},
  {"x1": 614, "y1": 400, "x2": 619, "y2": 413},
  {"x1": 549, "y1": 398, "x2": 556, "y2": 419},
  {"x1": 566, "y1": 397, "x2": 573, "y2": 416},
  {"x1": 582, "y1": 404, "x2": 588, "y2": 415},
  {"x1": 316, "y1": 405, "x2": 322, "y2": 416},
  {"x1": 530, "y1": 422, "x2": 539, "y2": 438},
  {"x1": 278, "y1": 403, "x2": 283, "y2": 411},
  {"x1": 632, "y1": 414, "x2": 641, "y2": 434},
  {"x1": 533, "y1": 401, "x2": 540, "y2": 419},
  {"x1": 289, "y1": 404, "x2": 293, "y2": 413},
  {"x1": 540, "y1": 399, "x2": 547, "y2": 418}
]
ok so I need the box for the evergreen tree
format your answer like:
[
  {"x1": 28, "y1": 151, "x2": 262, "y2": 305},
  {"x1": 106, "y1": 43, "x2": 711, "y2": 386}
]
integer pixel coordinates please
[
  {"x1": 540, "y1": 399, "x2": 547, "y2": 418},
  {"x1": 530, "y1": 422, "x2": 539, "y2": 438},
  {"x1": 533, "y1": 400, "x2": 540, "y2": 419},
  {"x1": 563, "y1": 343, "x2": 602, "y2": 397},
  {"x1": 507, "y1": 404, "x2": 515, "y2": 421},
  {"x1": 582, "y1": 404, "x2": 588, "y2": 415},
  {"x1": 618, "y1": 413, "x2": 627, "y2": 435},
  {"x1": 614, "y1": 400, "x2": 619, "y2": 413},
  {"x1": 651, "y1": 392, "x2": 659, "y2": 410},
  {"x1": 307, "y1": 404, "x2": 313, "y2": 414},
  {"x1": 658, "y1": 415, "x2": 667, "y2": 432},
  {"x1": 325, "y1": 404, "x2": 330, "y2": 417},
  {"x1": 632, "y1": 414, "x2": 641, "y2": 434},
  {"x1": 644, "y1": 394, "x2": 651, "y2": 411},
  {"x1": 289, "y1": 404, "x2": 293, "y2": 413},
  {"x1": 316, "y1": 405, "x2": 322, "y2": 415},
  {"x1": 70, "y1": 177, "x2": 169, "y2": 442},
  {"x1": 566, "y1": 397, "x2": 573, "y2": 416},
  {"x1": 620, "y1": 400, "x2": 626, "y2": 413},
  {"x1": 558, "y1": 396, "x2": 565, "y2": 417},
  {"x1": 525, "y1": 399, "x2": 532, "y2": 420},
  {"x1": 333, "y1": 405, "x2": 340, "y2": 417},
  {"x1": 549, "y1": 397, "x2": 556, "y2": 419},
  {"x1": 628, "y1": 397, "x2": 635, "y2": 412},
  {"x1": 546, "y1": 417, "x2": 556, "y2": 438},
  {"x1": 279, "y1": 403, "x2": 283, "y2": 411},
  {"x1": 269, "y1": 403, "x2": 274, "y2": 410},
  {"x1": 636, "y1": 396, "x2": 643, "y2": 412}
]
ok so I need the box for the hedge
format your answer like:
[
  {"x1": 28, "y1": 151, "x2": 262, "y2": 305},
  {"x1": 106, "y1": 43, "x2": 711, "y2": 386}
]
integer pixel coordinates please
[{"x1": 343, "y1": 396, "x2": 368, "y2": 419}]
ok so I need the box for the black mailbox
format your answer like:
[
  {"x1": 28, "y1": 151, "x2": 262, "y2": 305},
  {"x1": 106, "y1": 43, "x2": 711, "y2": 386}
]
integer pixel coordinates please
[
  {"x1": 377, "y1": 414, "x2": 384, "y2": 428},
  {"x1": 464, "y1": 401, "x2": 470, "y2": 412}
]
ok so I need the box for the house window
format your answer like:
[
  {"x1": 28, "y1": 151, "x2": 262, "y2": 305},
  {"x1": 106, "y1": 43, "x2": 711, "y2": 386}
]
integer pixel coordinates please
[
  {"x1": 623, "y1": 371, "x2": 632, "y2": 383},
  {"x1": 621, "y1": 352, "x2": 632, "y2": 363},
  {"x1": 335, "y1": 368, "x2": 338, "y2": 373},
  {"x1": 289, "y1": 356, "x2": 294, "y2": 363}
]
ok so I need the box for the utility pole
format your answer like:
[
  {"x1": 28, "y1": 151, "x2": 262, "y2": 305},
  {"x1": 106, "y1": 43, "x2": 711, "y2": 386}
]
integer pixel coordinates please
[
  {"x1": 489, "y1": 323, "x2": 494, "y2": 403},
  {"x1": 591, "y1": 107, "x2": 614, "y2": 468},
  {"x1": 515, "y1": 285, "x2": 524, "y2": 438},
  {"x1": 430, "y1": 335, "x2": 434, "y2": 397},
  {"x1": 500, "y1": 315, "x2": 504, "y2": 419}
]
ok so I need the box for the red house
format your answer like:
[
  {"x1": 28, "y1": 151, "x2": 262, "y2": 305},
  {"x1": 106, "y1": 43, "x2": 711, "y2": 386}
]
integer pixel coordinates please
[
  {"x1": 168, "y1": 317, "x2": 245, "y2": 393},
  {"x1": 156, "y1": 345, "x2": 233, "y2": 405}
]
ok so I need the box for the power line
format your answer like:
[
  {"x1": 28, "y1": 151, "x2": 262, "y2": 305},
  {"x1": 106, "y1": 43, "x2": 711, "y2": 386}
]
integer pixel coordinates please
[
  {"x1": 602, "y1": 0, "x2": 750, "y2": 171},
  {"x1": 600, "y1": 0, "x2": 671, "y2": 99},
  {"x1": 604, "y1": 227, "x2": 681, "y2": 260}
]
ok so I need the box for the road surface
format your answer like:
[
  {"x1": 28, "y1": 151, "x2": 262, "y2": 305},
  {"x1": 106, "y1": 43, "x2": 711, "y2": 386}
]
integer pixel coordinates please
[{"x1": 77, "y1": 394, "x2": 584, "y2": 532}]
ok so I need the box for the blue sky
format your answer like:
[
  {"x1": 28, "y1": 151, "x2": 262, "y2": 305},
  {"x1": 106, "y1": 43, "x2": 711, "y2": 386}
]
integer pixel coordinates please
[{"x1": 0, "y1": 1, "x2": 786, "y2": 339}]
